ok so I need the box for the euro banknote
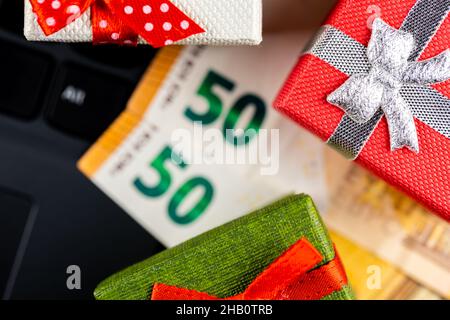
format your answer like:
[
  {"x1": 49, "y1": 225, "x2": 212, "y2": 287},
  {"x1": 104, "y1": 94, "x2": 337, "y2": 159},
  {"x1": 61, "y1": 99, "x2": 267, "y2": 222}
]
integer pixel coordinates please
[
  {"x1": 78, "y1": 32, "x2": 327, "y2": 247},
  {"x1": 331, "y1": 230, "x2": 443, "y2": 300},
  {"x1": 78, "y1": 31, "x2": 448, "y2": 299},
  {"x1": 324, "y1": 150, "x2": 450, "y2": 298}
]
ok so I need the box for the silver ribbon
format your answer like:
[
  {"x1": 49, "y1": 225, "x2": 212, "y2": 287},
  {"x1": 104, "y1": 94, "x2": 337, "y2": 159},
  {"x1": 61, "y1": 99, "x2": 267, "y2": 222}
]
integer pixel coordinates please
[{"x1": 307, "y1": 0, "x2": 450, "y2": 159}]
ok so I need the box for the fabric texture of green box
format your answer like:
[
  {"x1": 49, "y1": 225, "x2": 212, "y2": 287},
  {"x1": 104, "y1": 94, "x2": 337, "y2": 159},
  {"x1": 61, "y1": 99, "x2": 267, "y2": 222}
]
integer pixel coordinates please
[{"x1": 94, "y1": 194, "x2": 354, "y2": 300}]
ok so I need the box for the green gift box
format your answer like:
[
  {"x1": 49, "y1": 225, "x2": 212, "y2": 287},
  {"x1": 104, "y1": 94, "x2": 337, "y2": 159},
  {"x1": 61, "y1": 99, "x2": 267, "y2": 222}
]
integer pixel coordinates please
[{"x1": 94, "y1": 194, "x2": 354, "y2": 300}]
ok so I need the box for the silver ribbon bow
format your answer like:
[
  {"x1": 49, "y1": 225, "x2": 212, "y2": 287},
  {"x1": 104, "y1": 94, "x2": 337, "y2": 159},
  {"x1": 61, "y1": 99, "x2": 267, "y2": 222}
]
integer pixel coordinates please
[
  {"x1": 327, "y1": 18, "x2": 450, "y2": 153},
  {"x1": 307, "y1": 0, "x2": 450, "y2": 159}
]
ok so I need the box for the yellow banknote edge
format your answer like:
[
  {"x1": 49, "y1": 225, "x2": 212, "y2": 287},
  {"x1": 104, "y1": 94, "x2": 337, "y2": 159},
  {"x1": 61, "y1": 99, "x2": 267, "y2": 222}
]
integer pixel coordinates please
[
  {"x1": 331, "y1": 230, "x2": 443, "y2": 300},
  {"x1": 325, "y1": 149, "x2": 450, "y2": 299},
  {"x1": 78, "y1": 47, "x2": 183, "y2": 177}
]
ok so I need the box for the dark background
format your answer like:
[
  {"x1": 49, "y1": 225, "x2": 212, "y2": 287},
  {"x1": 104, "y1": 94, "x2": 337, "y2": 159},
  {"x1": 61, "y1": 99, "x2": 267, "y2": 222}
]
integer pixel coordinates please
[{"x1": 0, "y1": 0, "x2": 164, "y2": 300}]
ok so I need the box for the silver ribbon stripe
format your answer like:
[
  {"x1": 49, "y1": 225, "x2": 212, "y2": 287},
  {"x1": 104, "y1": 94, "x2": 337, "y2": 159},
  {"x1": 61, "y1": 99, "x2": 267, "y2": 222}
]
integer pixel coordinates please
[{"x1": 307, "y1": 0, "x2": 450, "y2": 159}]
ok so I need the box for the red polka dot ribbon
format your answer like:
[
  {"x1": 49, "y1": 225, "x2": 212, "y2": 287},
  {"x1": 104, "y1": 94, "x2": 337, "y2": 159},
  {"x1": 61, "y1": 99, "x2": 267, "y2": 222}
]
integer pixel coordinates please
[{"x1": 29, "y1": 0, "x2": 205, "y2": 47}]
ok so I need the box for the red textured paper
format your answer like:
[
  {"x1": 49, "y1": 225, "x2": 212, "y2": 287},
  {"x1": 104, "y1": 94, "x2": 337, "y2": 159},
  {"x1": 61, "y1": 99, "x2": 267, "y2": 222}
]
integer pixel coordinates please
[{"x1": 274, "y1": 0, "x2": 450, "y2": 221}]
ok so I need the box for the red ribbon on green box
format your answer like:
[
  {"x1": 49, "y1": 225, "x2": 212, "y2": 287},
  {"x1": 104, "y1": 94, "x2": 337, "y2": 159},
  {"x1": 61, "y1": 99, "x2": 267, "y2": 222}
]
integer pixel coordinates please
[
  {"x1": 94, "y1": 195, "x2": 354, "y2": 300},
  {"x1": 152, "y1": 238, "x2": 348, "y2": 300}
]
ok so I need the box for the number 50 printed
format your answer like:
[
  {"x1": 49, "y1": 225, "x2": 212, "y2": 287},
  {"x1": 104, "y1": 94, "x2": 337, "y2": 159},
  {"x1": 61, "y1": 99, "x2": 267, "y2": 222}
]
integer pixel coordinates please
[{"x1": 133, "y1": 70, "x2": 268, "y2": 225}]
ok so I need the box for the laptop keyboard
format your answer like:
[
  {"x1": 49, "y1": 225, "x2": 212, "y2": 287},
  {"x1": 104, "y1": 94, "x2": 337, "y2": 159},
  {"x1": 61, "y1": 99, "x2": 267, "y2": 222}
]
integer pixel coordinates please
[
  {"x1": 45, "y1": 64, "x2": 134, "y2": 140},
  {"x1": 0, "y1": 2, "x2": 164, "y2": 299},
  {"x1": 0, "y1": 0, "x2": 23, "y2": 34},
  {"x1": 0, "y1": 0, "x2": 156, "y2": 141},
  {"x1": 0, "y1": 188, "x2": 34, "y2": 299},
  {"x1": 0, "y1": 40, "x2": 52, "y2": 119}
]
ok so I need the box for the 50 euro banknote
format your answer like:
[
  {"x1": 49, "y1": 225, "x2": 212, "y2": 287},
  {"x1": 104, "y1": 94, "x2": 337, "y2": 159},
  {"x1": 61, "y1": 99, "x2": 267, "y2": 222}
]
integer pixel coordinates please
[
  {"x1": 330, "y1": 230, "x2": 443, "y2": 300},
  {"x1": 78, "y1": 32, "x2": 327, "y2": 247},
  {"x1": 324, "y1": 150, "x2": 450, "y2": 298}
]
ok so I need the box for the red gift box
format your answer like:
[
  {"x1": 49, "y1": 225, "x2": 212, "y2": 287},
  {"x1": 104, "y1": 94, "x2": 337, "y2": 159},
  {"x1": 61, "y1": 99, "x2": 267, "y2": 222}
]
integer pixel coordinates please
[{"x1": 274, "y1": 0, "x2": 450, "y2": 221}]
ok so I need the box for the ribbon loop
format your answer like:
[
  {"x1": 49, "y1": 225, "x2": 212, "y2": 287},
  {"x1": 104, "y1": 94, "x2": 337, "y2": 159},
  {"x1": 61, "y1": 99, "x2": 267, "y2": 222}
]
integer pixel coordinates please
[
  {"x1": 403, "y1": 50, "x2": 450, "y2": 84},
  {"x1": 327, "y1": 74, "x2": 385, "y2": 124},
  {"x1": 240, "y1": 238, "x2": 323, "y2": 300},
  {"x1": 30, "y1": 0, "x2": 93, "y2": 36},
  {"x1": 367, "y1": 19, "x2": 415, "y2": 76}
]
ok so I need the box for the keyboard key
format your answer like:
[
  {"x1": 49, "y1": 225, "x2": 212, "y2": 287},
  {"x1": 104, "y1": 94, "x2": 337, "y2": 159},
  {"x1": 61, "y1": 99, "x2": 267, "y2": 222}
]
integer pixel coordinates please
[
  {"x1": 71, "y1": 44, "x2": 157, "y2": 69},
  {"x1": 46, "y1": 64, "x2": 133, "y2": 140},
  {"x1": 0, "y1": 188, "x2": 33, "y2": 298},
  {"x1": 0, "y1": 41, "x2": 52, "y2": 118},
  {"x1": 0, "y1": 0, "x2": 24, "y2": 36}
]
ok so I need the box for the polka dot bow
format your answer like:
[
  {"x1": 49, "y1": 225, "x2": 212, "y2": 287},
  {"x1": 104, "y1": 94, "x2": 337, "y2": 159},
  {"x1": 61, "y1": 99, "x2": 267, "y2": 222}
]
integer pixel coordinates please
[{"x1": 29, "y1": 0, "x2": 205, "y2": 47}]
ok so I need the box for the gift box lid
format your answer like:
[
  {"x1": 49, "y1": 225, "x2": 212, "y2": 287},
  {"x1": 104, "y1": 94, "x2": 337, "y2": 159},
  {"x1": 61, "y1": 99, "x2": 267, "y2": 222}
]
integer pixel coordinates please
[
  {"x1": 24, "y1": 0, "x2": 262, "y2": 46},
  {"x1": 94, "y1": 194, "x2": 353, "y2": 300},
  {"x1": 274, "y1": 0, "x2": 450, "y2": 221}
]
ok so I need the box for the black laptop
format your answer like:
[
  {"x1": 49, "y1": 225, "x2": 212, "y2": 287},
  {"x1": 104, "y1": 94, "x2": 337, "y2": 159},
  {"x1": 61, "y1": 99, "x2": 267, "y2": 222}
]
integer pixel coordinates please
[{"x1": 0, "y1": 0, "x2": 164, "y2": 300}]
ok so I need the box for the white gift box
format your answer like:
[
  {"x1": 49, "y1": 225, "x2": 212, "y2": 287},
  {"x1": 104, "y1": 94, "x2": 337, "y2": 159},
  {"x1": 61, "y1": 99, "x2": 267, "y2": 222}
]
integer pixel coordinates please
[{"x1": 24, "y1": 0, "x2": 262, "y2": 45}]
